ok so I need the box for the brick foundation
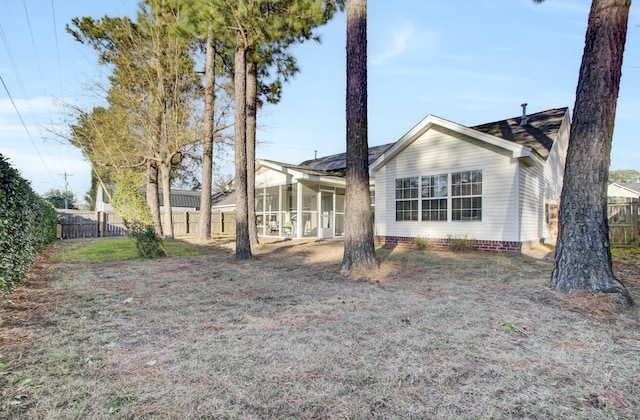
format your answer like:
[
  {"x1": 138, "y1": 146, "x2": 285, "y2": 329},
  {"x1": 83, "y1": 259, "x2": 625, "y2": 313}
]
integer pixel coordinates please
[{"x1": 376, "y1": 236, "x2": 527, "y2": 253}]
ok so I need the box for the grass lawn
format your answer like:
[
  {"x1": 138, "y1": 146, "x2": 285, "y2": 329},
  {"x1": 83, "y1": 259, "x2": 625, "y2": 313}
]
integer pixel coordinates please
[{"x1": 1, "y1": 238, "x2": 639, "y2": 418}]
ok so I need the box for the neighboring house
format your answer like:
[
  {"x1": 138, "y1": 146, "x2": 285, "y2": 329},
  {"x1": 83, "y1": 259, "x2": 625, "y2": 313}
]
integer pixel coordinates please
[
  {"x1": 95, "y1": 184, "x2": 202, "y2": 212},
  {"x1": 219, "y1": 106, "x2": 570, "y2": 251},
  {"x1": 608, "y1": 182, "x2": 640, "y2": 202},
  {"x1": 210, "y1": 189, "x2": 235, "y2": 213}
]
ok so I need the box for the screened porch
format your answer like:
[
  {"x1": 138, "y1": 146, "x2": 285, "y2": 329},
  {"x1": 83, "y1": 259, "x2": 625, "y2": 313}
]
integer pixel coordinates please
[{"x1": 255, "y1": 182, "x2": 345, "y2": 240}]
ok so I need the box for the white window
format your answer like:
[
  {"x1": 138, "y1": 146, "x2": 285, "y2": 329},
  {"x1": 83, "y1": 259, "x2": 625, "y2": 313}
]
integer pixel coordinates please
[
  {"x1": 421, "y1": 174, "x2": 448, "y2": 221},
  {"x1": 451, "y1": 170, "x2": 482, "y2": 221},
  {"x1": 395, "y1": 177, "x2": 418, "y2": 221}
]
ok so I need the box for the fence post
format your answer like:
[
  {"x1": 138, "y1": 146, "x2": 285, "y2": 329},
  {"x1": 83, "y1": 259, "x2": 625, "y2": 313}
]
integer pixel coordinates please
[
  {"x1": 635, "y1": 202, "x2": 639, "y2": 246},
  {"x1": 97, "y1": 212, "x2": 103, "y2": 237}
]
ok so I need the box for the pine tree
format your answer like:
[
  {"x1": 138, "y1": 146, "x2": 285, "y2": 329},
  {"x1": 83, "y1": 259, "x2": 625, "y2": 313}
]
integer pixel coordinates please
[{"x1": 341, "y1": 0, "x2": 378, "y2": 273}]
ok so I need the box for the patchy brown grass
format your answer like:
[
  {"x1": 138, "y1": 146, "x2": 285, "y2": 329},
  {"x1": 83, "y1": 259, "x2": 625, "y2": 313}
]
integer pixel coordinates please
[{"x1": 1, "y1": 238, "x2": 639, "y2": 418}]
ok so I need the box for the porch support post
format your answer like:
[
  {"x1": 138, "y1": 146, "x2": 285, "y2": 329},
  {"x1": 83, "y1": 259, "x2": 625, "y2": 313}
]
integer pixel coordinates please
[
  {"x1": 317, "y1": 188, "x2": 322, "y2": 239},
  {"x1": 278, "y1": 184, "x2": 283, "y2": 237},
  {"x1": 332, "y1": 189, "x2": 337, "y2": 237},
  {"x1": 296, "y1": 182, "x2": 303, "y2": 239},
  {"x1": 261, "y1": 185, "x2": 267, "y2": 236}
]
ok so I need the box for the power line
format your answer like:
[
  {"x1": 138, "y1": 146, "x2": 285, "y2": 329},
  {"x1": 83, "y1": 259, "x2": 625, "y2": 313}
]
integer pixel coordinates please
[
  {"x1": 50, "y1": 0, "x2": 63, "y2": 95},
  {"x1": 21, "y1": 0, "x2": 56, "y2": 124},
  {"x1": 0, "y1": 21, "x2": 63, "y2": 176},
  {"x1": 22, "y1": 0, "x2": 43, "y2": 78},
  {"x1": 0, "y1": 24, "x2": 26, "y2": 99},
  {"x1": 0, "y1": 74, "x2": 57, "y2": 185}
]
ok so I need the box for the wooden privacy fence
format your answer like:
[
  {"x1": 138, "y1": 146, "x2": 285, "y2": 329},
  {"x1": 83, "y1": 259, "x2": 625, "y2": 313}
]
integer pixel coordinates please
[
  {"x1": 169, "y1": 211, "x2": 235, "y2": 236},
  {"x1": 608, "y1": 201, "x2": 639, "y2": 246},
  {"x1": 57, "y1": 210, "x2": 235, "y2": 239},
  {"x1": 57, "y1": 211, "x2": 127, "y2": 239}
]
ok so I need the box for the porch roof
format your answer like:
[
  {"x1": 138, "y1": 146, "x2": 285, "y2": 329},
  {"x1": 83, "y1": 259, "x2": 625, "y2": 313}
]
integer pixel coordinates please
[{"x1": 257, "y1": 159, "x2": 347, "y2": 186}]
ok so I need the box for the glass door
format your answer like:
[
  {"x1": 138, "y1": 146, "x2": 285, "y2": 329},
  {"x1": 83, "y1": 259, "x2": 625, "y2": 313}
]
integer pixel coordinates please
[{"x1": 319, "y1": 190, "x2": 334, "y2": 238}]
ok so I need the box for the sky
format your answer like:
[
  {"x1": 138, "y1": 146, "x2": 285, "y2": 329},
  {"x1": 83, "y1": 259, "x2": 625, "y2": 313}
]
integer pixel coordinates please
[{"x1": 1, "y1": 1, "x2": 639, "y2": 201}]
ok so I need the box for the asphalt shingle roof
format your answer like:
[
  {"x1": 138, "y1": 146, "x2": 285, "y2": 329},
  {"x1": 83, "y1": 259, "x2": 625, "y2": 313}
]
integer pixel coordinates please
[
  {"x1": 616, "y1": 183, "x2": 640, "y2": 195},
  {"x1": 298, "y1": 143, "x2": 394, "y2": 174},
  {"x1": 296, "y1": 107, "x2": 568, "y2": 173},
  {"x1": 471, "y1": 107, "x2": 568, "y2": 159}
]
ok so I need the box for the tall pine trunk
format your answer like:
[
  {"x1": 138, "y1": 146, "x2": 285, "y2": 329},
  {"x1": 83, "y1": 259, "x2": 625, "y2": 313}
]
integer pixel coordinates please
[
  {"x1": 197, "y1": 32, "x2": 216, "y2": 242},
  {"x1": 341, "y1": 0, "x2": 378, "y2": 274},
  {"x1": 246, "y1": 61, "x2": 259, "y2": 246},
  {"x1": 551, "y1": 0, "x2": 632, "y2": 307},
  {"x1": 159, "y1": 159, "x2": 174, "y2": 240},
  {"x1": 146, "y1": 159, "x2": 163, "y2": 236},
  {"x1": 234, "y1": 39, "x2": 252, "y2": 260}
]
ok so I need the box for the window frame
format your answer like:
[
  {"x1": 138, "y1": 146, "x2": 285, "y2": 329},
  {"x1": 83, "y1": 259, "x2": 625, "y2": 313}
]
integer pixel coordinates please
[
  {"x1": 394, "y1": 170, "x2": 483, "y2": 223},
  {"x1": 421, "y1": 174, "x2": 448, "y2": 222},
  {"x1": 395, "y1": 177, "x2": 419, "y2": 221},
  {"x1": 451, "y1": 170, "x2": 483, "y2": 222}
]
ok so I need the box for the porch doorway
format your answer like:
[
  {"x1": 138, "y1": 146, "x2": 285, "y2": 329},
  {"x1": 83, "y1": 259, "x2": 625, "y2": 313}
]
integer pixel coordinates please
[{"x1": 319, "y1": 190, "x2": 334, "y2": 238}]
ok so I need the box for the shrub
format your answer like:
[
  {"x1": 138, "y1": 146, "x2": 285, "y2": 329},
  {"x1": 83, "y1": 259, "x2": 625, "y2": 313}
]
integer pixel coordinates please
[
  {"x1": 1, "y1": 154, "x2": 57, "y2": 293},
  {"x1": 447, "y1": 234, "x2": 476, "y2": 252},
  {"x1": 131, "y1": 223, "x2": 166, "y2": 259},
  {"x1": 414, "y1": 235, "x2": 432, "y2": 250},
  {"x1": 110, "y1": 172, "x2": 166, "y2": 259}
]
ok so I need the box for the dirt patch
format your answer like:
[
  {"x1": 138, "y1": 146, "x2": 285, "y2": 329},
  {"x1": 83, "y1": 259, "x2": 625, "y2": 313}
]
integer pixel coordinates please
[{"x1": 1, "y1": 239, "x2": 639, "y2": 418}]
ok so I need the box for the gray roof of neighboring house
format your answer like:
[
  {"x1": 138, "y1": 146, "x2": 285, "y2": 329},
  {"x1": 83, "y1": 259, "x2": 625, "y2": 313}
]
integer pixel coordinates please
[
  {"x1": 100, "y1": 185, "x2": 204, "y2": 208},
  {"x1": 614, "y1": 183, "x2": 640, "y2": 195},
  {"x1": 471, "y1": 107, "x2": 569, "y2": 159},
  {"x1": 295, "y1": 107, "x2": 568, "y2": 172},
  {"x1": 157, "y1": 189, "x2": 202, "y2": 208},
  {"x1": 211, "y1": 190, "x2": 235, "y2": 207}
]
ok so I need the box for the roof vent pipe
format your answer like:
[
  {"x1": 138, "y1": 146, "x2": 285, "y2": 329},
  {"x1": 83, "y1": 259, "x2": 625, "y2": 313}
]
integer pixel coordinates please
[{"x1": 520, "y1": 103, "x2": 528, "y2": 126}]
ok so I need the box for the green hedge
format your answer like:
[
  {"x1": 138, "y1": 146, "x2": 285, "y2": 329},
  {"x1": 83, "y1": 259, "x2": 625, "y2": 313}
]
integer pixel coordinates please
[{"x1": 1, "y1": 154, "x2": 57, "y2": 293}]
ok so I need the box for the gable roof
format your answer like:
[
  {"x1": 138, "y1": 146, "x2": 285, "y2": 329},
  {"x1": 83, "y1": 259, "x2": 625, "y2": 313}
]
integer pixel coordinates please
[
  {"x1": 471, "y1": 107, "x2": 569, "y2": 159},
  {"x1": 211, "y1": 189, "x2": 235, "y2": 208},
  {"x1": 609, "y1": 182, "x2": 640, "y2": 196},
  {"x1": 257, "y1": 159, "x2": 347, "y2": 186},
  {"x1": 370, "y1": 113, "x2": 545, "y2": 172},
  {"x1": 618, "y1": 183, "x2": 640, "y2": 194},
  {"x1": 298, "y1": 107, "x2": 568, "y2": 174}
]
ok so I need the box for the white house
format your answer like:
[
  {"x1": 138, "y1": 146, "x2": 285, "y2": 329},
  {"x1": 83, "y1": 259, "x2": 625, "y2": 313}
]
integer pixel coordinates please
[
  {"x1": 221, "y1": 106, "x2": 570, "y2": 251},
  {"x1": 370, "y1": 107, "x2": 570, "y2": 251},
  {"x1": 608, "y1": 182, "x2": 640, "y2": 202}
]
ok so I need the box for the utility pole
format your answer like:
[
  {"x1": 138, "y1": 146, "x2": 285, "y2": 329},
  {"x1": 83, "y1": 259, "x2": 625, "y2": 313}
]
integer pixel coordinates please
[{"x1": 59, "y1": 172, "x2": 72, "y2": 209}]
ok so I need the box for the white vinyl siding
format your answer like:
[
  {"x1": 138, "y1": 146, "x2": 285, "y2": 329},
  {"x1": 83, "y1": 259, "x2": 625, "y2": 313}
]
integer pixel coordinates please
[
  {"x1": 374, "y1": 126, "x2": 520, "y2": 242},
  {"x1": 255, "y1": 166, "x2": 290, "y2": 188},
  {"x1": 543, "y1": 114, "x2": 569, "y2": 200},
  {"x1": 539, "y1": 113, "x2": 569, "y2": 239},
  {"x1": 519, "y1": 164, "x2": 545, "y2": 241}
]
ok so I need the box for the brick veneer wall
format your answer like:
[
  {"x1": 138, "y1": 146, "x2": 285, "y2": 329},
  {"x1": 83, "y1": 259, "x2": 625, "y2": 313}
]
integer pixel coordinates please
[{"x1": 376, "y1": 236, "x2": 527, "y2": 253}]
